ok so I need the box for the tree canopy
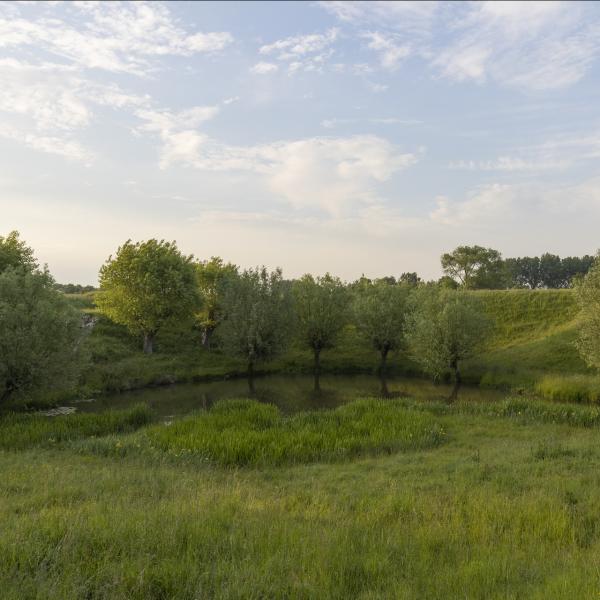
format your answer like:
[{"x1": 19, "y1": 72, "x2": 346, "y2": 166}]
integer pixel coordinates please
[
  {"x1": 441, "y1": 245, "x2": 505, "y2": 289},
  {"x1": 194, "y1": 257, "x2": 238, "y2": 349},
  {"x1": 97, "y1": 239, "x2": 200, "y2": 354},
  {"x1": 354, "y1": 281, "x2": 410, "y2": 393},
  {"x1": 219, "y1": 267, "x2": 293, "y2": 391},
  {"x1": 405, "y1": 288, "x2": 490, "y2": 399},
  {"x1": 293, "y1": 274, "x2": 349, "y2": 390},
  {"x1": 0, "y1": 231, "x2": 37, "y2": 274},
  {"x1": 0, "y1": 267, "x2": 85, "y2": 405}
]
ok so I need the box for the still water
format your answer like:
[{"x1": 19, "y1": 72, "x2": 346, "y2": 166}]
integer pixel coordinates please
[{"x1": 73, "y1": 375, "x2": 506, "y2": 419}]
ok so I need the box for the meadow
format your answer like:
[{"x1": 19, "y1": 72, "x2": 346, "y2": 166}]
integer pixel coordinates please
[{"x1": 3, "y1": 396, "x2": 600, "y2": 598}]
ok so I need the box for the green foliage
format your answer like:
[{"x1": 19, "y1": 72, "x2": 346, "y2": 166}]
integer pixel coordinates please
[
  {"x1": 293, "y1": 273, "x2": 349, "y2": 354},
  {"x1": 219, "y1": 267, "x2": 293, "y2": 370},
  {"x1": 0, "y1": 230, "x2": 37, "y2": 274},
  {"x1": 96, "y1": 239, "x2": 200, "y2": 353},
  {"x1": 141, "y1": 398, "x2": 444, "y2": 466},
  {"x1": 353, "y1": 280, "x2": 410, "y2": 363},
  {"x1": 441, "y1": 245, "x2": 505, "y2": 289},
  {"x1": 575, "y1": 257, "x2": 600, "y2": 370},
  {"x1": 405, "y1": 287, "x2": 491, "y2": 380},
  {"x1": 0, "y1": 404, "x2": 153, "y2": 450},
  {"x1": 0, "y1": 268, "x2": 86, "y2": 405},
  {"x1": 194, "y1": 257, "x2": 237, "y2": 348}
]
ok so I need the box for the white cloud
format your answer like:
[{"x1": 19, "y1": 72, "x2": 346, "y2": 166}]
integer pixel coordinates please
[
  {"x1": 363, "y1": 32, "x2": 410, "y2": 70},
  {"x1": 259, "y1": 28, "x2": 338, "y2": 58},
  {"x1": 258, "y1": 28, "x2": 338, "y2": 73},
  {"x1": 321, "y1": 0, "x2": 600, "y2": 91},
  {"x1": 319, "y1": 1, "x2": 439, "y2": 35},
  {"x1": 135, "y1": 106, "x2": 220, "y2": 169},
  {"x1": 250, "y1": 61, "x2": 278, "y2": 74},
  {"x1": 137, "y1": 117, "x2": 420, "y2": 215},
  {"x1": 0, "y1": 57, "x2": 148, "y2": 161},
  {"x1": 367, "y1": 82, "x2": 389, "y2": 93},
  {"x1": 432, "y1": 1, "x2": 600, "y2": 90},
  {"x1": 0, "y1": 122, "x2": 93, "y2": 162},
  {"x1": 0, "y1": 2, "x2": 233, "y2": 76},
  {"x1": 430, "y1": 178, "x2": 600, "y2": 228},
  {"x1": 448, "y1": 157, "x2": 571, "y2": 172}
]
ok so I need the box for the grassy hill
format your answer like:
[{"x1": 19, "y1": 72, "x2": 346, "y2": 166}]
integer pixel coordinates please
[{"x1": 64, "y1": 288, "x2": 600, "y2": 403}]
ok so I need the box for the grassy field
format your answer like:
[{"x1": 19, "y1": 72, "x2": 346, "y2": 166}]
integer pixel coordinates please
[
  {"x1": 3, "y1": 396, "x2": 600, "y2": 598},
  {"x1": 63, "y1": 288, "x2": 600, "y2": 404}
]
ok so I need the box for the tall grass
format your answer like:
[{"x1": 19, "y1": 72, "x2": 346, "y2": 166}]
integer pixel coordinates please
[
  {"x1": 141, "y1": 398, "x2": 445, "y2": 466},
  {"x1": 77, "y1": 399, "x2": 444, "y2": 467},
  {"x1": 535, "y1": 374, "x2": 600, "y2": 403},
  {"x1": 2, "y1": 410, "x2": 600, "y2": 598},
  {"x1": 0, "y1": 404, "x2": 153, "y2": 450}
]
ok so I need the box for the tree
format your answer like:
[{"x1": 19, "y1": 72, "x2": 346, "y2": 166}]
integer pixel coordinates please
[
  {"x1": 97, "y1": 239, "x2": 199, "y2": 354},
  {"x1": 293, "y1": 274, "x2": 349, "y2": 392},
  {"x1": 441, "y1": 245, "x2": 504, "y2": 289},
  {"x1": 562, "y1": 255, "x2": 595, "y2": 288},
  {"x1": 575, "y1": 256, "x2": 600, "y2": 369},
  {"x1": 539, "y1": 253, "x2": 564, "y2": 288},
  {"x1": 219, "y1": 267, "x2": 293, "y2": 393},
  {"x1": 354, "y1": 281, "x2": 410, "y2": 395},
  {"x1": 0, "y1": 267, "x2": 86, "y2": 404},
  {"x1": 505, "y1": 257, "x2": 542, "y2": 289},
  {"x1": 405, "y1": 287, "x2": 490, "y2": 400},
  {"x1": 195, "y1": 257, "x2": 238, "y2": 349},
  {"x1": 0, "y1": 231, "x2": 37, "y2": 274},
  {"x1": 399, "y1": 272, "x2": 422, "y2": 287}
]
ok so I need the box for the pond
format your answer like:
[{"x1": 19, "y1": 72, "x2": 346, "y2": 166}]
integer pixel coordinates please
[{"x1": 72, "y1": 374, "x2": 507, "y2": 419}]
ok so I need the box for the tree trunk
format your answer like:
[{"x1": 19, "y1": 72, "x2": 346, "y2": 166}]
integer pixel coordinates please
[
  {"x1": 201, "y1": 327, "x2": 214, "y2": 350},
  {"x1": 448, "y1": 360, "x2": 461, "y2": 403},
  {"x1": 379, "y1": 347, "x2": 390, "y2": 397},
  {"x1": 247, "y1": 360, "x2": 256, "y2": 395},
  {"x1": 313, "y1": 347, "x2": 321, "y2": 393},
  {"x1": 143, "y1": 332, "x2": 154, "y2": 354}
]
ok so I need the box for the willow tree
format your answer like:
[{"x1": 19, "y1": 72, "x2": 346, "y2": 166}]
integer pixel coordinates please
[
  {"x1": 219, "y1": 267, "x2": 293, "y2": 393},
  {"x1": 405, "y1": 287, "x2": 490, "y2": 401},
  {"x1": 0, "y1": 266, "x2": 85, "y2": 405},
  {"x1": 0, "y1": 230, "x2": 37, "y2": 274},
  {"x1": 575, "y1": 256, "x2": 600, "y2": 368},
  {"x1": 195, "y1": 257, "x2": 238, "y2": 349},
  {"x1": 354, "y1": 281, "x2": 410, "y2": 395},
  {"x1": 97, "y1": 239, "x2": 200, "y2": 354},
  {"x1": 293, "y1": 273, "x2": 349, "y2": 392}
]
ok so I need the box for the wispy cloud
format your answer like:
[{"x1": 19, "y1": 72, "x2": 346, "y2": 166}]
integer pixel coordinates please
[
  {"x1": 258, "y1": 28, "x2": 339, "y2": 73},
  {"x1": 0, "y1": 1, "x2": 233, "y2": 76},
  {"x1": 250, "y1": 61, "x2": 278, "y2": 75}
]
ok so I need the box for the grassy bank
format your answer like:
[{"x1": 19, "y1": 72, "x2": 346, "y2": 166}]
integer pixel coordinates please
[
  {"x1": 3, "y1": 396, "x2": 600, "y2": 597},
  {"x1": 65, "y1": 288, "x2": 600, "y2": 403}
]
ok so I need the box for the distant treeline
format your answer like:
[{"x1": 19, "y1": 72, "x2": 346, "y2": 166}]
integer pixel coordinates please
[
  {"x1": 437, "y1": 246, "x2": 596, "y2": 290},
  {"x1": 54, "y1": 283, "x2": 97, "y2": 294}
]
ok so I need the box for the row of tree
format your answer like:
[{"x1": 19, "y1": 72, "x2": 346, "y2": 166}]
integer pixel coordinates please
[
  {"x1": 2, "y1": 231, "x2": 600, "y2": 406},
  {"x1": 96, "y1": 239, "x2": 491, "y2": 397},
  {"x1": 440, "y1": 245, "x2": 595, "y2": 290}
]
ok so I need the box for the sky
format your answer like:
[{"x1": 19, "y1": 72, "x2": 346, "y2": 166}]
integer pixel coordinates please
[{"x1": 2, "y1": 0, "x2": 600, "y2": 285}]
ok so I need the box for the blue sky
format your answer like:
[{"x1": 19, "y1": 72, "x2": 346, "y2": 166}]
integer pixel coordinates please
[{"x1": 2, "y1": 1, "x2": 600, "y2": 284}]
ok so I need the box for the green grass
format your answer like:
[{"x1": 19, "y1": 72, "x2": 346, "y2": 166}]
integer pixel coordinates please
[
  {"x1": 4, "y1": 397, "x2": 600, "y2": 598},
  {"x1": 0, "y1": 404, "x2": 153, "y2": 450},
  {"x1": 92, "y1": 398, "x2": 445, "y2": 467}
]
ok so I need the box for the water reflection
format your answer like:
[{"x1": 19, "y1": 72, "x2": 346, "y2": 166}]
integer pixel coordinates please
[{"x1": 74, "y1": 374, "x2": 506, "y2": 419}]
